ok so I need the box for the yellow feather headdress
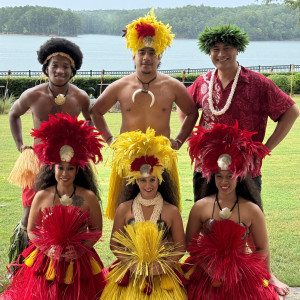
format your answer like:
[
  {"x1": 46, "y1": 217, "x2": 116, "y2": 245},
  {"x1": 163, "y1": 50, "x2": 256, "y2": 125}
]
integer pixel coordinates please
[
  {"x1": 110, "y1": 128, "x2": 177, "y2": 185},
  {"x1": 124, "y1": 8, "x2": 174, "y2": 56}
]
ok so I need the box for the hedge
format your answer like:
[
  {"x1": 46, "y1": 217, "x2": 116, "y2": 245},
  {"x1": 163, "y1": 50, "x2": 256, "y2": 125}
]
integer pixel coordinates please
[{"x1": 0, "y1": 72, "x2": 299, "y2": 100}]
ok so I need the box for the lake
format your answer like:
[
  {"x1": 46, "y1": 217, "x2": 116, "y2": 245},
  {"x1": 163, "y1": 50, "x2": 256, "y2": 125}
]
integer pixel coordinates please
[{"x1": 0, "y1": 34, "x2": 300, "y2": 71}]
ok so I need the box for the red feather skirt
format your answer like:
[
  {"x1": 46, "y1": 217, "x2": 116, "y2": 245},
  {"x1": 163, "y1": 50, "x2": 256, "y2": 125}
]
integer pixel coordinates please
[
  {"x1": 3, "y1": 205, "x2": 106, "y2": 300},
  {"x1": 184, "y1": 219, "x2": 279, "y2": 300}
]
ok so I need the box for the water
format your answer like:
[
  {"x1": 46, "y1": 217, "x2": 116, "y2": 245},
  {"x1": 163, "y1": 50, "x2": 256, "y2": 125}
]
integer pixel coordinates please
[{"x1": 0, "y1": 34, "x2": 300, "y2": 71}]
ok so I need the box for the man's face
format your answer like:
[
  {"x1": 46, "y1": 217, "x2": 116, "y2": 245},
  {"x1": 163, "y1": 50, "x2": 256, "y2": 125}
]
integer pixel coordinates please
[
  {"x1": 133, "y1": 47, "x2": 161, "y2": 75},
  {"x1": 210, "y1": 43, "x2": 238, "y2": 72},
  {"x1": 46, "y1": 55, "x2": 73, "y2": 86}
]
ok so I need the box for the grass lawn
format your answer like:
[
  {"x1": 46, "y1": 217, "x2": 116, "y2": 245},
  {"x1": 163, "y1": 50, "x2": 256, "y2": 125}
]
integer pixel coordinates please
[{"x1": 0, "y1": 96, "x2": 299, "y2": 289}]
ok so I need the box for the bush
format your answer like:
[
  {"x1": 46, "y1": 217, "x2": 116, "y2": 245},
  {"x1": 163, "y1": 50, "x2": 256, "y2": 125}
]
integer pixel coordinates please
[
  {"x1": 0, "y1": 95, "x2": 16, "y2": 114},
  {"x1": 268, "y1": 74, "x2": 291, "y2": 94}
]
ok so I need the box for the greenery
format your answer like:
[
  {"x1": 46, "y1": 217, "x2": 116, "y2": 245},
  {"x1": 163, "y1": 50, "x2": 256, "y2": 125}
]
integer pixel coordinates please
[
  {"x1": 0, "y1": 97, "x2": 299, "y2": 290},
  {"x1": 1, "y1": 4, "x2": 300, "y2": 40},
  {"x1": 1, "y1": 72, "x2": 299, "y2": 100},
  {"x1": 0, "y1": 96, "x2": 16, "y2": 114}
]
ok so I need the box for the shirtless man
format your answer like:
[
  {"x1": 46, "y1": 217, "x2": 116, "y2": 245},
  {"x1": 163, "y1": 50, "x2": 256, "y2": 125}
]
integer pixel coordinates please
[
  {"x1": 91, "y1": 9, "x2": 198, "y2": 150},
  {"x1": 91, "y1": 10, "x2": 198, "y2": 219},
  {"x1": 8, "y1": 38, "x2": 91, "y2": 263}
]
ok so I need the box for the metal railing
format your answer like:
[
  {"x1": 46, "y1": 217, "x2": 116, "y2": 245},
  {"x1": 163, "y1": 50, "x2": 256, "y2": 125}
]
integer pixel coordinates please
[{"x1": 0, "y1": 64, "x2": 299, "y2": 77}]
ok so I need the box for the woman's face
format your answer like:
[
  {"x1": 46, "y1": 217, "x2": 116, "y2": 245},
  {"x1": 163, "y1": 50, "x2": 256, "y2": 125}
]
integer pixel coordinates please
[
  {"x1": 215, "y1": 170, "x2": 237, "y2": 195},
  {"x1": 137, "y1": 175, "x2": 159, "y2": 199},
  {"x1": 54, "y1": 161, "x2": 76, "y2": 187}
]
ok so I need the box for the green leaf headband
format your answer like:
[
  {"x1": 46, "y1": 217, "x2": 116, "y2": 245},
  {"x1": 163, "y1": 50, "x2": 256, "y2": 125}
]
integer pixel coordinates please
[{"x1": 198, "y1": 24, "x2": 249, "y2": 55}]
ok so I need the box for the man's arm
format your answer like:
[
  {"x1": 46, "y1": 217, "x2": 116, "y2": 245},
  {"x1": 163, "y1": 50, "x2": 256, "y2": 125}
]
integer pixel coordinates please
[
  {"x1": 173, "y1": 82, "x2": 199, "y2": 149},
  {"x1": 9, "y1": 92, "x2": 32, "y2": 152},
  {"x1": 265, "y1": 104, "x2": 299, "y2": 151},
  {"x1": 79, "y1": 89, "x2": 93, "y2": 125},
  {"x1": 90, "y1": 83, "x2": 119, "y2": 144}
]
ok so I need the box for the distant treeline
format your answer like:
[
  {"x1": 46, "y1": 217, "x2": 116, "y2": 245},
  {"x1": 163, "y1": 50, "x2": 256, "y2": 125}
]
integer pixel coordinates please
[{"x1": 0, "y1": 4, "x2": 300, "y2": 40}]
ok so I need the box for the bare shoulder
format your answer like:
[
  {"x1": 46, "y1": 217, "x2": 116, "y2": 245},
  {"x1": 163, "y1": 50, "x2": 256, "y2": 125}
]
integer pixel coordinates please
[
  {"x1": 116, "y1": 200, "x2": 133, "y2": 212},
  {"x1": 163, "y1": 201, "x2": 180, "y2": 214},
  {"x1": 239, "y1": 198, "x2": 263, "y2": 217},
  {"x1": 69, "y1": 84, "x2": 89, "y2": 101},
  {"x1": 18, "y1": 83, "x2": 47, "y2": 103}
]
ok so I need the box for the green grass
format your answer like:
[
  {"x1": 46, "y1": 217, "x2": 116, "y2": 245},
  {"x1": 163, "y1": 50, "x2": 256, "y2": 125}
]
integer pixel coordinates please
[{"x1": 0, "y1": 97, "x2": 299, "y2": 288}]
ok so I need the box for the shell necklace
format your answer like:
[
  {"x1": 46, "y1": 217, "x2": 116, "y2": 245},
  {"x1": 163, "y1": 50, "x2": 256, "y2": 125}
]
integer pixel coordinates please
[
  {"x1": 215, "y1": 192, "x2": 239, "y2": 220},
  {"x1": 132, "y1": 75, "x2": 157, "y2": 107},
  {"x1": 48, "y1": 83, "x2": 69, "y2": 105},
  {"x1": 208, "y1": 65, "x2": 241, "y2": 116},
  {"x1": 132, "y1": 192, "x2": 163, "y2": 223},
  {"x1": 55, "y1": 184, "x2": 76, "y2": 206}
]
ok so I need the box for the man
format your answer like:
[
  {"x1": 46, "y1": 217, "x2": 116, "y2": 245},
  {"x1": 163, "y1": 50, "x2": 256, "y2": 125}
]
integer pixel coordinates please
[
  {"x1": 91, "y1": 9, "x2": 198, "y2": 219},
  {"x1": 177, "y1": 24, "x2": 299, "y2": 201},
  {"x1": 9, "y1": 38, "x2": 92, "y2": 263}
]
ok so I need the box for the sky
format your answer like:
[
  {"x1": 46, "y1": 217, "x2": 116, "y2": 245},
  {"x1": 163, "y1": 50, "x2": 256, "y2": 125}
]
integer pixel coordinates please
[{"x1": 0, "y1": 0, "x2": 262, "y2": 10}]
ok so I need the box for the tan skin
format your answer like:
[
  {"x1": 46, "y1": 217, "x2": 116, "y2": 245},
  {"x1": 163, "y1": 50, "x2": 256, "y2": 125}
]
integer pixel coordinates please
[
  {"x1": 9, "y1": 55, "x2": 92, "y2": 227},
  {"x1": 186, "y1": 170, "x2": 290, "y2": 296},
  {"x1": 28, "y1": 162, "x2": 102, "y2": 260},
  {"x1": 177, "y1": 42, "x2": 299, "y2": 150},
  {"x1": 91, "y1": 47, "x2": 198, "y2": 150},
  {"x1": 110, "y1": 176, "x2": 186, "y2": 275}
]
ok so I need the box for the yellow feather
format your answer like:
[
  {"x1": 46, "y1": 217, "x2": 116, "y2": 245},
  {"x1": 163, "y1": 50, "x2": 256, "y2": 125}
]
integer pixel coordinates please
[
  {"x1": 24, "y1": 248, "x2": 39, "y2": 267},
  {"x1": 45, "y1": 258, "x2": 55, "y2": 281},
  {"x1": 90, "y1": 256, "x2": 102, "y2": 275},
  {"x1": 64, "y1": 261, "x2": 74, "y2": 284}
]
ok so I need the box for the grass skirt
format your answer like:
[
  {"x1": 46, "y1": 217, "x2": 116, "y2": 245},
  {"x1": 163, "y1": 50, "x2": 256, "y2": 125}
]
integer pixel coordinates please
[
  {"x1": 183, "y1": 219, "x2": 279, "y2": 300},
  {"x1": 2, "y1": 205, "x2": 106, "y2": 300}
]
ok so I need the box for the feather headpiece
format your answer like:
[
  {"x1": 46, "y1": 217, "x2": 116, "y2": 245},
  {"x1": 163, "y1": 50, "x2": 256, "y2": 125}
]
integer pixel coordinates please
[
  {"x1": 188, "y1": 122, "x2": 270, "y2": 181},
  {"x1": 198, "y1": 24, "x2": 249, "y2": 55},
  {"x1": 31, "y1": 113, "x2": 105, "y2": 169},
  {"x1": 110, "y1": 128, "x2": 177, "y2": 185},
  {"x1": 124, "y1": 8, "x2": 174, "y2": 56}
]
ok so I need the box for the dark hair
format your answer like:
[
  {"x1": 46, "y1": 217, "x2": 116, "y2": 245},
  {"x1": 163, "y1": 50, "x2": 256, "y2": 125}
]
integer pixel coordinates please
[
  {"x1": 34, "y1": 163, "x2": 101, "y2": 202},
  {"x1": 117, "y1": 170, "x2": 179, "y2": 208},
  {"x1": 37, "y1": 38, "x2": 83, "y2": 76},
  {"x1": 198, "y1": 175, "x2": 263, "y2": 211}
]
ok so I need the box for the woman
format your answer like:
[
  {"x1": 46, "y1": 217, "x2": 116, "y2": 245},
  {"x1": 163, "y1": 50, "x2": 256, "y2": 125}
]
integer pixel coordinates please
[
  {"x1": 100, "y1": 128, "x2": 187, "y2": 300},
  {"x1": 184, "y1": 122, "x2": 289, "y2": 300},
  {"x1": 2, "y1": 113, "x2": 106, "y2": 300}
]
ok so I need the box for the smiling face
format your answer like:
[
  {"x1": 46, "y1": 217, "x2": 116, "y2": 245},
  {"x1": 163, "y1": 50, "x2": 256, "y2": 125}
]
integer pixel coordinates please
[
  {"x1": 54, "y1": 161, "x2": 76, "y2": 187},
  {"x1": 210, "y1": 42, "x2": 238, "y2": 72},
  {"x1": 133, "y1": 47, "x2": 161, "y2": 75},
  {"x1": 214, "y1": 170, "x2": 237, "y2": 196},
  {"x1": 46, "y1": 55, "x2": 73, "y2": 86},
  {"x1": 137, "y1": 175, "x2": 159, "y2": 199}
]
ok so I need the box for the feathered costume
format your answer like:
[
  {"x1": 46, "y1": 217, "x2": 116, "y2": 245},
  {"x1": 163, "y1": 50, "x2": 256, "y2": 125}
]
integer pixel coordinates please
[
  {"x1": 3, "y1": 205, "x2": 106, "y2": 300},
  {"x1": 3, "y1": 113, "x2": 106, "y2": 299},
  {"x1": 101, "y1": 221, "x2": 187, "y2": 300},
  {"x1": 105, "y1": 128, "x2": 180, "y2": 220},
  {"x1": 183, "y1": 122, "x2": 279, "y2": 300},
  {"x1": 183, "y1": 219, "x2": 278, "y2": 300}
]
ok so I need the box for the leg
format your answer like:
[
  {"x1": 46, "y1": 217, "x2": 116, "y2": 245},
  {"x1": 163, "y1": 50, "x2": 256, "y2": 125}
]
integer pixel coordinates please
[{"x1": 193, "y1": 171, "x2": 207, "y2": 202}]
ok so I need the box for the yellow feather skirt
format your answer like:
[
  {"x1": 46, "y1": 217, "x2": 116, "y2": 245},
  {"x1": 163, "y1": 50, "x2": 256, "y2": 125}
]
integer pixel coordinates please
[{"x1": 100, "y1": 221, "x2": 187, "y2": 300}]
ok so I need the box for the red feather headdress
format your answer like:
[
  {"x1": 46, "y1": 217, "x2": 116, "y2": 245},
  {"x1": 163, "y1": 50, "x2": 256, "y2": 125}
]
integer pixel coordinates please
[
  {"x1": 31, "y1": 113, "x2": 105, "y2": 169},
  {"x1": 188, "y1": 122, "x2": 270, "y2": 181}
]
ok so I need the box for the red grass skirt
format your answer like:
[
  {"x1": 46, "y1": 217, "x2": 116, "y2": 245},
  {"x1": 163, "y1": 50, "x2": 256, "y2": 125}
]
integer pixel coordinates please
[
  {"x1": 183, "y1": 219, "x2": 279, "y2": 300},
  {"x1": 2, "y1": 205, "x2": 106, "y2": 300}
]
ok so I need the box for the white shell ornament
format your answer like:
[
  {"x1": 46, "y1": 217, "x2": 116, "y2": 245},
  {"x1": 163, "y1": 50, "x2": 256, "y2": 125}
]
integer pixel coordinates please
[
  {"x1": 59, "y1": 145, "x2": 74, "y2": 162},
  {"x1": 219, "y1": 207, "x2": 232, "y2": 219},
  {"x1": 140, "y1": 164, "x2": 152, "y2": 177},
  {"x1": 60, "y1": 194, "x2": 73, "y2": 206},
  {"x1": 132, "y1": 89, "x2": 155, "y2": 107}
]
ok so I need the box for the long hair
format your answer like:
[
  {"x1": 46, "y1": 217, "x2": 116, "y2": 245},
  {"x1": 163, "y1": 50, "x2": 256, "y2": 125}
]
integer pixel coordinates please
[
  {"x1": 198, "y1": 175, "x2": 263, "y2": 211},
  {"x1": 117, "y1": 170, "x2": 179, "y2": 208},
  {"x1": 34, "y1": 163, "x2": 101, "y2": 202}
]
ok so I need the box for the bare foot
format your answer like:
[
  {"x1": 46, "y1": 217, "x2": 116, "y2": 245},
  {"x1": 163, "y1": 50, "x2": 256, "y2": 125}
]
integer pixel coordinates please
[{"x1": 269, "y1": 273, "x2": 290, "y2": 296}]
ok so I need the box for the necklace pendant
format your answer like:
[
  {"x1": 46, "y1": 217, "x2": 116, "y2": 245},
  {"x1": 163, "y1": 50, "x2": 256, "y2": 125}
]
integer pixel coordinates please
[
  {"x1": 219, "y1": 207, "x2": 232, "y2": 219},
  {"x1": 55, "y1": 94, "x2": 66, "y2": 105},
  {"x1": 141, "y1": 89, "x2": 148, "y2": 93},
  {"x1": 60, "y1": 194, "x2": 73, "y2": 206}
]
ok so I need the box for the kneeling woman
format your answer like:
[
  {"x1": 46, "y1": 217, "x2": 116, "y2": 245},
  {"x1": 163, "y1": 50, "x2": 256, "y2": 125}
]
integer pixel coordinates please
[
  {"x1": 184, "y1": 123, "x2": 289, "y2": 300},
  {"x1": 2, "y1": 113, "x2": 107, "y2": 300},
  {"x1": 101, "y1": 129, "x2": 187, "y2": 300}
]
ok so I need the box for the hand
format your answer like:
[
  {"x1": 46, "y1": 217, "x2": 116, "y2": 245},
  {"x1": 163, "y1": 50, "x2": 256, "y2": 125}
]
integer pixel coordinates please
[
  {"x1": 61, "y1": 245, "x2": 78, "y2": 261},
  {"x1": 19, "y1": 145, "x2": 33, "y2": 153},
  {"x1": 47, "y1": 245, "x2": 57, "y2": 259},
  {"x1": 169, "y1": 138, "x2": 182, "y2": 150}
]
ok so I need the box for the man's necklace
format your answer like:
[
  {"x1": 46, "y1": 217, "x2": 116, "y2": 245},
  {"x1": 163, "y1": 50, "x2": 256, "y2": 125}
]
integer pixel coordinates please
[
  {"x1": 132, "y1": 75, "x2": 157, "y2": 107},
  {"x1": 48, "y1": 83, "x2": 69, "y2": 105},
  {"x1": 208, "y1": 66, "x2": 241, "y2": 116}
]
